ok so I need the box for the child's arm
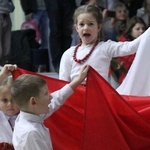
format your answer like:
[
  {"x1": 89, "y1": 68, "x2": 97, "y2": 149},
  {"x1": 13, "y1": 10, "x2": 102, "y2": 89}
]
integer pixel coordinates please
[
  {"x1": 44, "y1": 65, "x2": 89, "y2": 118},
  {"x1": 69, "y1": 64, "x2": 89, "y2": 90},
  {"x1": 0, "y1": 64, "x2": 17, "y2": 84}
]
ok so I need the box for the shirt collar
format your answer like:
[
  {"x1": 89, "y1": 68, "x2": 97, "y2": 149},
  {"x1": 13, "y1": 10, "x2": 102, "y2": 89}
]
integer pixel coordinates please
[
  {"x1": 19, "y1": 111, "x2": 44, "y2": 123},
  {"x1": 5, "y1": 114, "x2": 18, "y2": 121}
]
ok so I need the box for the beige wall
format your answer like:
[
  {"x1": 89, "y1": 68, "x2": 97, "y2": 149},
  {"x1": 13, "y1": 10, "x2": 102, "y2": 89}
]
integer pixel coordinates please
[{"x1": 11, "y1": 0, "x2": 25, "y2": 31}]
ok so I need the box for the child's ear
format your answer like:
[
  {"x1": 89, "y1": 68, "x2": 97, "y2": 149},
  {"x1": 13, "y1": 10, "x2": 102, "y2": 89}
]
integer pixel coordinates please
[
  {"x1": 75, "y1": 24, "x2": 79, "y2": 32},
  {"x1": 29, "y1": 97, "x2": 36, "y2": 106},
  {"x1": 98, "y1": 24, "x2": 101, "y2": 32}
]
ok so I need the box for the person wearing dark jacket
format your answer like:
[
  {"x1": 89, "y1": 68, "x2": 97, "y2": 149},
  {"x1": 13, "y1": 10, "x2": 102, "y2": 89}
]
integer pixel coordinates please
[
  {"x1": 44, "y1": 0, "x2": 76, "y2": 72},
  {"x1": 20, "y1": 0, "x2": 49, "y2": 49}
]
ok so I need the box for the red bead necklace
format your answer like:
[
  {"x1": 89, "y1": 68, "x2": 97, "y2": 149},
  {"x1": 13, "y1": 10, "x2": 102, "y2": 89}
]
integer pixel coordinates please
[{"x1": 73, "y1": 41, "x2": 98, "y2": 63}]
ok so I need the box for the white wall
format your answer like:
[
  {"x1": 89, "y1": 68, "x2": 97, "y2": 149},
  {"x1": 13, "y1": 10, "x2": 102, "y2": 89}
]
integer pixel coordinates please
[{"x1": 11, "y1": 0, "x2": 25, "y2": 31}]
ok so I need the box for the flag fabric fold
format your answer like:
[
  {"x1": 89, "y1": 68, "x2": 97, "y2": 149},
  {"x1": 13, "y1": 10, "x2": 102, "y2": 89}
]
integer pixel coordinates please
[
  {"x1": 83, "y1": 67, "x2": 150, "y2": 150},
  {"x1": 12, "y1": 67, "x2": 150, "y2": 150}
]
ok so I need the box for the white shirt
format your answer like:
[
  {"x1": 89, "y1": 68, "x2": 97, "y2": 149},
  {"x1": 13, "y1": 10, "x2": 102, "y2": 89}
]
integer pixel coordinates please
[
  {"x1": 13, "y1": 84, "x2": 73, "y2": 150},
  {"x1": 59, "y1": 27, "x2": 150, "y2": 83},
  {"x1": 0, "y1": 111, "x2": 14, "y2": 143}
]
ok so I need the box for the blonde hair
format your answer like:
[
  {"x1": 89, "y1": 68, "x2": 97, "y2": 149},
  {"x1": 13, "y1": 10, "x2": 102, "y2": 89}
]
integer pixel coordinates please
[{"x1": 1, "y1": 77, "x2": 13, "y2": 87}]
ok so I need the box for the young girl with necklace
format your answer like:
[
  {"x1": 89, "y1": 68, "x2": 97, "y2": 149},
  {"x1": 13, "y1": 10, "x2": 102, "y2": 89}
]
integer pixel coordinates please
[{"x1": 59, "y1": 4, "x2": 150, "y2": 86}]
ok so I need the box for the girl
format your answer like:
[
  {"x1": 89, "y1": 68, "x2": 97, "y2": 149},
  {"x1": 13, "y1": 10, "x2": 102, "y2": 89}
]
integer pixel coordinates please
[
  {"x1": 59, "y1": 5, "x2": 150, "y2": 85},
  {"x1": 119, "y1": 16, "x2": 147, "y2": 42},
  {"x1": 116, "y1": 16, "x2": 147, "y2": 84},
  {"x1": 0, "y1": 64, "x2": 18, "y2": 150}
]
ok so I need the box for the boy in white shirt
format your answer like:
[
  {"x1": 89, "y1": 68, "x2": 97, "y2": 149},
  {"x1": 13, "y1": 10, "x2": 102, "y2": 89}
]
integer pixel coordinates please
[{"x1": 11, "y1": 65, "x2": 89, "y2": 150}]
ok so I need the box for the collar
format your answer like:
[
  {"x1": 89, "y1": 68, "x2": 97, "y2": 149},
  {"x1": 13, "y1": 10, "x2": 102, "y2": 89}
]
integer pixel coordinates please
[
  {"x1": 19, "y1": 111, "x2": 44, "y2": 123},
  {"x1": 5, "y1": 114, "x2": 18, "y2": 121}
]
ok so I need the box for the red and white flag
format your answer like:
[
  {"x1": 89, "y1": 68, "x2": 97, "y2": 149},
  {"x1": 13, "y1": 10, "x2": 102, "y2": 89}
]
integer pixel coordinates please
[{"x1": 12, "y1": 67, "x2": 150, "y2": 150}]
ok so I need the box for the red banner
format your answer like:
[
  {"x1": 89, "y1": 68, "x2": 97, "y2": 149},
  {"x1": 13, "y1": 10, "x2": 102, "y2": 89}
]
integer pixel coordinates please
[{"x1": 12, "y1": 67, "x2": 150, "y2": 150}]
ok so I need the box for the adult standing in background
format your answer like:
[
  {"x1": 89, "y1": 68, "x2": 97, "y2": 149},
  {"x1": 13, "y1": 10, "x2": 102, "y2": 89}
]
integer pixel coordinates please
[
  {"x1": 44, "y1": 0, "x2": 76, "y2": 72},
  {"x1": 0, "y1": 0, "x2": 15, "y2": 65},
  {"x1": 20, "y1": 0, "x2": 49, "y2": 49}
]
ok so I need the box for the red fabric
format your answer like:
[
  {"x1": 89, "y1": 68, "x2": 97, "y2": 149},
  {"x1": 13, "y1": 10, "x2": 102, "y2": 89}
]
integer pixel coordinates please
[
  {"x1": 116, "y1": 34, "x2": 136, "y2": 84},
  {"x1": 118, "y1": 54, "x2": 135, "y2": 83},
  {"x1": 119, "y1": 34, "x2": 129, "y2": 42},
  {"x1": 12, "y1": 68, "x2": 150, "y2": 150},
  {"x1": 118, "y1": 54, "x2": 135, "y2": 71}
]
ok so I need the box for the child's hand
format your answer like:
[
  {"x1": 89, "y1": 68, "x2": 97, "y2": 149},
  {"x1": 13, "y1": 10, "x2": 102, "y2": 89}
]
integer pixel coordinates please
[
  {"x1": 69, "y1": 65, "x2": 90, "y2": 90},
  {"x1": 0, "y1": 64, "x2": 17, "y2": 84},
  {"x1": 1, "y1": 64, "x2": 17, "y2": 75},
  {"x1": 78, "y1": 64, "x2": 90, "y2": 83},
  {"x1": 102, "y1": 9, "x2": 108, "y2": 19}
]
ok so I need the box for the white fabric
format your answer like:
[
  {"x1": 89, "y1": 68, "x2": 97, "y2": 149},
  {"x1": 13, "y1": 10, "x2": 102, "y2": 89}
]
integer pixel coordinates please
[
  {"x1": 0, "y1": 111, "x2": 13, "y2": 143},
  {"x1": 117, "y1": 27, "x2": 150, "y2": 96},
  {"x1": 59, "y1": 28, "x2": 150, "y2": 83},
  {"x1": 13, "y1": 84, "x2": 73, "y2": 150}
]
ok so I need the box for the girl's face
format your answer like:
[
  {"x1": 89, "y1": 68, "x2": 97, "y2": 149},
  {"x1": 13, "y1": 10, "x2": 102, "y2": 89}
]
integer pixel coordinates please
[
  {"x1": 34, "y1": 85, "x2": 52, "y2": 114},
  {"x1": 75, "y1": 13, "x2": 101, "y2": 45},
  {"x1": 0, "y1": 87, "x2": 19, "y2": 116},
  {"x1": 131, "y1": 23, "x2": 146, "y2": 38},
  {"x1": 115, "y1": 7, "x2": 127, "y2": 21}
]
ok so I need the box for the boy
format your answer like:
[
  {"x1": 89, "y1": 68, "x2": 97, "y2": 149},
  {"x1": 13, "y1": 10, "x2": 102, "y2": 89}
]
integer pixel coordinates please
[
  {"x1": 0, "y1": 64, "x2": 18, "y2": 149},
  {"x1": 11, "y1": 65, "x2": 89, "y2": 150}
]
